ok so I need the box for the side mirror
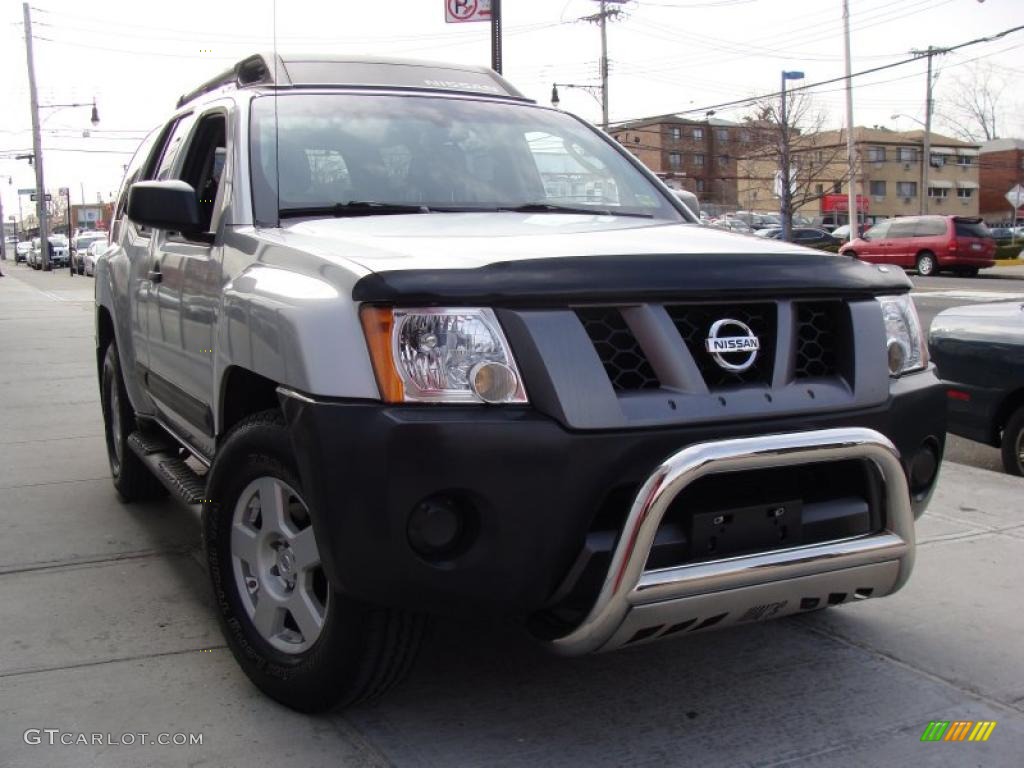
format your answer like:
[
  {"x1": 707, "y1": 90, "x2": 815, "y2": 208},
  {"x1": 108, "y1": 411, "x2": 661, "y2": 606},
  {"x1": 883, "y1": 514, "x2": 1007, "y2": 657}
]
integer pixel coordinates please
[{"x1": 127, "y1": 180, "x2": 201, "y2": 233}]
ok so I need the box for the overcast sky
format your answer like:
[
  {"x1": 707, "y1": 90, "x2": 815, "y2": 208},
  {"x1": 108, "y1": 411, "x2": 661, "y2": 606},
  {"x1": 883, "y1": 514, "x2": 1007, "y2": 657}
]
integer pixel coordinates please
[{"x1": 1, "y1": 0, "x2": 1021, "y2": 223}]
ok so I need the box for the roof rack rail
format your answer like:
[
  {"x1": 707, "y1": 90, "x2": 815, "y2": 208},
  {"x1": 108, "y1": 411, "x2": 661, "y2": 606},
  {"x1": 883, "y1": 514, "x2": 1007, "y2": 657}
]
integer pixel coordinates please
[{"x1": 176, "y1": 53, "x2": 286, "y2": 109}]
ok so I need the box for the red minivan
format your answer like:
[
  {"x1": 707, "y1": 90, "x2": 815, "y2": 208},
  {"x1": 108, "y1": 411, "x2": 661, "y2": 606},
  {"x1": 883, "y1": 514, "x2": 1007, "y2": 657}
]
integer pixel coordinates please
[{"x1": 839, "y1": 215, "x2": 996, "y2": 276}]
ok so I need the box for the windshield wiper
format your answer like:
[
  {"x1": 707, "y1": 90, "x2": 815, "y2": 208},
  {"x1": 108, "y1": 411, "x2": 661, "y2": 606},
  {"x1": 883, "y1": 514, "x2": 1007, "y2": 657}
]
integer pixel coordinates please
[
  {"x1": 497, "y1": 202, "x2": 654, "y2": 218},
  {"x1": 279, "y1": 201, "x2": 430, "y2": 219}
]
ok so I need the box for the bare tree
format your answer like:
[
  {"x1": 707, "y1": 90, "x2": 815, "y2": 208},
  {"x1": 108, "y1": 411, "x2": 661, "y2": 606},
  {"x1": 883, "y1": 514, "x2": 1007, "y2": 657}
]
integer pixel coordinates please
[
  {"x1": 937, "y1": 62, "x2": 1007, "y2": 142},
  {"x1": 737, "y1": 91, "x2": 849, "y2": 239}
]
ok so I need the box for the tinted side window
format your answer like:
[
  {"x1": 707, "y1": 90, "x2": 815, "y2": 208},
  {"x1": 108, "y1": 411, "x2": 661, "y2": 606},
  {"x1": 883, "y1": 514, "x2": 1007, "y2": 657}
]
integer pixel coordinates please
[
  {"x1": 887, "y1": 219, "x2": 917, "y2": 238},
  {"x1": 954, "y1": 219, "x2": 990, "y2": 238},
  {"x1": 914, "y1": 218, "x2": 946, "y2": 237},
  {"x1": 111, "y1": 127, "x2": 161, "y2": 242},
  {"x1": 154, "y1": 114, "x2": 198, "y2": 181}
]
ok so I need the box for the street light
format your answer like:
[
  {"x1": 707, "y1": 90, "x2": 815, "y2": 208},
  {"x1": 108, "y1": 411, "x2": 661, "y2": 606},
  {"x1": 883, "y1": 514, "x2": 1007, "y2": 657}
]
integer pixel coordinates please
[
  {"x1": 551, "y1": 82, "x2": 605, "y2": 126},
  {"x1": 780, "y1": 70, "x2": 805, "y2": 242}
]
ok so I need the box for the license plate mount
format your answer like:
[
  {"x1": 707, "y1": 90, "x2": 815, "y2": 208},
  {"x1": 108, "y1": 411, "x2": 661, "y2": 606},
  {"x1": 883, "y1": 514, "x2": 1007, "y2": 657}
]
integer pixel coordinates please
[{"x1": 691, "y1": 499, "x2": 803, "y2": 560}]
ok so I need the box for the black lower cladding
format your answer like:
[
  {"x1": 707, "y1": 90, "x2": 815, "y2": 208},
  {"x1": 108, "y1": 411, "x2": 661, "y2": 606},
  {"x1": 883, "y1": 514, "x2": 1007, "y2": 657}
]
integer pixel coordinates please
[{"x1": 280, "y1": 370, "x2": 945, "y2": 622}]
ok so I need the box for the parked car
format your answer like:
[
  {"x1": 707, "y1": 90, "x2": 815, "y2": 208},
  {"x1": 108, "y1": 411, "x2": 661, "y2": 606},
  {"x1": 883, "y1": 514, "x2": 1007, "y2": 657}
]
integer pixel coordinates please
[
  {"x1": 839, "y1": 215, "x2": 995, "y2": 276},
  {"x1": 72, "y1": 232, "x2": 108, "y2": 275},
  {"x1": 83, "y1": 238, "x2": 108, "y2": 276},
  {"x1": 830, "y1": 224, "x2": 851, "y2": 240},
  {"x1": 930, "y1": 302, "x2": 1024, "y2": 475},
  {"x1": 753, "y1": 227, "x2": 838, "y2": 248},
  {"x1": 96, "y1": 52, "x2": 944, "y2": 713},
  {"x1": 988, "y1": 227, "x2": 1014, "y2": 243},
  {"x1": 15, "y1": 241, "x2": 32, "y2": 263},
  {"x1": 29, "y1": 235, "x2": 70, "y2": 269}
]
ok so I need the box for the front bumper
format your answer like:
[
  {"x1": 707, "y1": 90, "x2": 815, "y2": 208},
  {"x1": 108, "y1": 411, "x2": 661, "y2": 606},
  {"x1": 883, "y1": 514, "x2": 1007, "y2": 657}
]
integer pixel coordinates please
[{"x1": 280, "y1": 369, "x2": 945, "y2": 629}]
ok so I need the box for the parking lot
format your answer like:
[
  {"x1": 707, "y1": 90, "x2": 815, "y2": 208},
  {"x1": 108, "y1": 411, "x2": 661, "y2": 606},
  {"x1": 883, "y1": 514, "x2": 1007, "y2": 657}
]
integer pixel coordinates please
[{"x1": 1, "y1": 262, "x2": 1023, "y2": 767}]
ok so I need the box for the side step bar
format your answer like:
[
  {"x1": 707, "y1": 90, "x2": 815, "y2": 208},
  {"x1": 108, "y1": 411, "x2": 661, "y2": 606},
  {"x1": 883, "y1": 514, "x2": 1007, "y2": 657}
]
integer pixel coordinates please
[
  {"x1": 549, "y1": 427, "x2": 915, "y2": 656},
  {"x1": 127, "y1": 431, "x2": 208, "y2": 505}
]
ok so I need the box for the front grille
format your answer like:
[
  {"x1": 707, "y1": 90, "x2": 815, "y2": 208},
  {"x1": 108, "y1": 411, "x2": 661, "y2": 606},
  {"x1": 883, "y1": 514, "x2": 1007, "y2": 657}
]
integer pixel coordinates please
[
  {"x1": 795, "y1": 301, "x2": 842, "y2": 379},
  {"x1": 667, "y1": 303, "x2": 776, "y2": 388},
  {"x1": 577, "y1": 308, "x2": 660, "y2": 391}
]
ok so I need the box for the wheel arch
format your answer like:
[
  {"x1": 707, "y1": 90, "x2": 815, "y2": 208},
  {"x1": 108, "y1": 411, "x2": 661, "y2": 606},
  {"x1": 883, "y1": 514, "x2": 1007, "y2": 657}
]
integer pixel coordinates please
[{"x1": 994, "y1": 387, "x2": 1024, "y2": 444}]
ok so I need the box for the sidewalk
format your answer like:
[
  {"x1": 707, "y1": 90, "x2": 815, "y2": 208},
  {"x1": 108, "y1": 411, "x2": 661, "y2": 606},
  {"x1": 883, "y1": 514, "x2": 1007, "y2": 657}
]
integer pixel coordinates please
[{"x1": 1, "y1": 264, "x2": 1022, "y2": 767}]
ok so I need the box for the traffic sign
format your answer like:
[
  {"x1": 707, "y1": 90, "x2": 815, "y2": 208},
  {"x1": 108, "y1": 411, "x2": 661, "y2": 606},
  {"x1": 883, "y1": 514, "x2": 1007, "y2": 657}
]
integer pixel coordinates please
[
  {"x1": 30, "y1": 193, "x2": 52, "y2": 202},
  {"x1": 445, "y1": 0, "x2": 490, "y2": 23},
  {"x1": 1005, "y1": 184, "x2": 1024, "y2": 209}
]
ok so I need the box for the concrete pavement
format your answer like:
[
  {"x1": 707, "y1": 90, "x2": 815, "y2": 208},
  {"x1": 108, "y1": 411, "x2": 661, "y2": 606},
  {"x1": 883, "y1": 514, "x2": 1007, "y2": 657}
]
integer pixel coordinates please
[{"x1": 1, "y1": 263, "x2": 1023, "y2": 767}]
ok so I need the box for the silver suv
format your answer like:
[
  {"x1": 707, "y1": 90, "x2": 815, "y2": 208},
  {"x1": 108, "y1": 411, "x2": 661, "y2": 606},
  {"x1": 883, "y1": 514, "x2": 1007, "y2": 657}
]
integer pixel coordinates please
[{"x1": 96, "y1": 54, "x2": 946, "y2": 712}]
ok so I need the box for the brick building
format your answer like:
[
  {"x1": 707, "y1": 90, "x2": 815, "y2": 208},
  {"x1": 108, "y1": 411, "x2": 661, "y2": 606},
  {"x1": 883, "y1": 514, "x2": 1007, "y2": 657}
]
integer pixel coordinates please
[
  {"x1": 609, "y1": 116, "x2": 753, "y2": 208},
  {"x1": 978, "y1": 138, "x2": 1024, "y2": 224}
]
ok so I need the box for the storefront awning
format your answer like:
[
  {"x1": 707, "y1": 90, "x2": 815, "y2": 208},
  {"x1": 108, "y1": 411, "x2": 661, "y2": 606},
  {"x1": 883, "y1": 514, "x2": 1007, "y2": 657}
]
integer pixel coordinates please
[
  {"x1": 956, "y1": 147, "x2": 980, "y2": 156},
  {"x1": 930, "y1": 147, "x2": 955, "y2": 155},
  {"x1": 956, "y1": 180, "x2": 979, "y2": 189},
  {"x1": 928, "y1": 180, "x2": 953, "y2": 188}
]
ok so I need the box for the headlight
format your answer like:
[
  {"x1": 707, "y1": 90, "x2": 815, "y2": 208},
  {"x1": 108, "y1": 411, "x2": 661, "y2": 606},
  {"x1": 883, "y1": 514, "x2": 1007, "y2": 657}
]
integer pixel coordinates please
[
  {"x1": 877, "y1": 294, "x2": 928, "y2": 376},
  {"x1": 361, "y1": 306, "x2": 528, "y2": 404}
]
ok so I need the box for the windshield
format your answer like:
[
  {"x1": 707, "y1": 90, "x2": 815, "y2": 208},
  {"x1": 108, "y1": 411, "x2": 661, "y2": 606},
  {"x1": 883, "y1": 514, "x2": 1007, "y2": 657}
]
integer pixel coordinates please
[{"x1": 250, "y1": 93, "x2": 682, "y2": 224}]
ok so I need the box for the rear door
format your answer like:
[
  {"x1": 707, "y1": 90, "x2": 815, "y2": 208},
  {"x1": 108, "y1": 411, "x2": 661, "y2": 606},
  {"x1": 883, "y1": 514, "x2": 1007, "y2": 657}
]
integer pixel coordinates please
[
  {"x1": 953, "y1": 218, "x2": 995, "y2": 262},
  {"x1": 857, "y1": 220, "x2": 891, "y2": 262}
]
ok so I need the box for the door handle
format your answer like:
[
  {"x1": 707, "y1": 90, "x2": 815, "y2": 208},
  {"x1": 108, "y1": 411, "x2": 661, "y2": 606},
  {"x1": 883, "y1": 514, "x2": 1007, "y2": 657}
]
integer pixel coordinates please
[{"x1": 147, "y1": 267, "x2": 162, "y2": 283}]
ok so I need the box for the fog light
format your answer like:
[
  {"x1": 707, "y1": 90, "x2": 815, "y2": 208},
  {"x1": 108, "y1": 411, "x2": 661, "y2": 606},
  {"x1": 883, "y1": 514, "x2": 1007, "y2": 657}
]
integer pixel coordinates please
[
  {"x1": 469, "y1": 361, "x2": 518, "y2": 404},
  {"x1": 887, "y1": 339, "x2": 907, "y2": 375},
  {"x1": 909, "y1": 442, "x2": 939, "y2": 494},
  {"x1": 407, "y1": 496, "x2": 465, "y2": 558}
]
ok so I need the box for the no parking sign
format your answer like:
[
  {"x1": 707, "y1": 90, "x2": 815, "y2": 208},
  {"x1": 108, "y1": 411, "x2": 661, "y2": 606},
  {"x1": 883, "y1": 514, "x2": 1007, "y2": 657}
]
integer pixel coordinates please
[{"x1": 445, "y1": 0, "x2": 491, "y2": 23}]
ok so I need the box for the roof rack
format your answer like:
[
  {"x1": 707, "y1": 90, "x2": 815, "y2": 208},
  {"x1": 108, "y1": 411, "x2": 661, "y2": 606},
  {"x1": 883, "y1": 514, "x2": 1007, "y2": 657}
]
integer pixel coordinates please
[
  {"x1": 176, "y1": 53, "x2": 530, "y2": 109},
  {"x1": 176, "y1": 53, "x2": 284, "y2": 109}
]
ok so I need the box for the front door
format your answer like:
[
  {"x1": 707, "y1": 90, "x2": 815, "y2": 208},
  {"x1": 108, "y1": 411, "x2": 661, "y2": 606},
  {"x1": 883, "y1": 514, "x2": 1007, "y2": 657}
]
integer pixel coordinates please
[{"x1": 145, "y1": 110, "x2": 228, "y2": 456}]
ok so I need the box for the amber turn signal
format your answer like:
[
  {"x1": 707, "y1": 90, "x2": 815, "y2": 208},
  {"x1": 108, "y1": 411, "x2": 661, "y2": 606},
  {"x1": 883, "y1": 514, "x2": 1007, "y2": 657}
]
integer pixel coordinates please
[{"x1": 360, "y1": 306, "x2": 404, "y2": 403}]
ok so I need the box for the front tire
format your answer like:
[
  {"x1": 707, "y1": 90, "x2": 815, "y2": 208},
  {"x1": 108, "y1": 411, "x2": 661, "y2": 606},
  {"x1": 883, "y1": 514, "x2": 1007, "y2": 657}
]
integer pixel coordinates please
[
  {"x1": 1001, "y1": 406, "x2": 1024, "y2": 476},
  {"x1": 204, "y1": 410, "x2": 426, "y2": 712},
  {"x1": 100, "y1": 343, "x2": 166, "y2": 501},
  {"x1": 916, "y1": 251, "x2": 936, "y2": 276}
]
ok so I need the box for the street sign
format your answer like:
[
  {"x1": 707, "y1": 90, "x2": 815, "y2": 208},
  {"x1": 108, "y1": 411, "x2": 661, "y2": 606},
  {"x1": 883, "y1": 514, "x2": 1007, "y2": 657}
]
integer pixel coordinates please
[
  {"x1": 445, "y1": 0, "x2": 490, "y2": 23},
  {"x1": 17, "y1": 188, "x2": 36, "y2": 196},
  {"x1": 30, "y1": 193, "x2": 52, "y2": 202},
  {"x1": 1005, "y1": 184, "x2": 1024, "y2": 209}
]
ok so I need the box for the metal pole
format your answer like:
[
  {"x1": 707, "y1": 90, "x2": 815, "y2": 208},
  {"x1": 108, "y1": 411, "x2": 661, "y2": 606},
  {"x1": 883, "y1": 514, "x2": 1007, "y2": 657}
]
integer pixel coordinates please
[
  {"x1": 599, "y1": 0, "x2": 609, "y2": 129},
  {"x1": 922, "y1": 46, "x2": 933, "y2": 216},
  {"x1": 0, "y1": 194, "x2": 6, "y2": 262},
  {"x1": 490, "y1": 0, "x2": 502, "y2": 74},
  {"x1": 842, "y1": 0, "x2": 858, "y2": 240},
  {"x1": 780, "y1": 72, "x2": 791, "y2": 241},
  {"x1": 23, "y1": 3, "x2": 49, "y2": 270}
]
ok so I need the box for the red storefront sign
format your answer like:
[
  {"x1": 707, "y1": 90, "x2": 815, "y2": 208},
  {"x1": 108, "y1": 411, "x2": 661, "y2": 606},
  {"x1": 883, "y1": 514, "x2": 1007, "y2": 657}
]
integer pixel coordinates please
[{"x1": 820, "y1": 194, "x2": 869, "y2": 213}]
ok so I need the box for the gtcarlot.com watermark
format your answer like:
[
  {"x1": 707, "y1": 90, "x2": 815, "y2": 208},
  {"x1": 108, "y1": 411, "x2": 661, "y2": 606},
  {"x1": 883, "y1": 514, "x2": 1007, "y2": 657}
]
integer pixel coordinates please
[{"x1": 24, "y1": 729, "x2": 203, "y2": 747}]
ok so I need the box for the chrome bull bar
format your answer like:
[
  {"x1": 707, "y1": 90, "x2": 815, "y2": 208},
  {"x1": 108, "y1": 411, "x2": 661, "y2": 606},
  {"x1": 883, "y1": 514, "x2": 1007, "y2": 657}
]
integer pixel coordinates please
[{"x1": 550, "y1": 427, "x2": 915, "y2": 655}]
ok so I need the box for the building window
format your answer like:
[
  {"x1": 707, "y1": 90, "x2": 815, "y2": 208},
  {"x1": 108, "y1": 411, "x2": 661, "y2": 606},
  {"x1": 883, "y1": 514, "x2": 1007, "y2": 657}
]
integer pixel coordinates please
[
  {"x1": 956, "y1": 154, "x2": 973, "y2": 166},
  {"x1": 696, "y1": 179, "x2": 705, "y2": 194},
  {"x1": 896, "y1": 181, "x2": 918, "y2": 197},
  {"x1": 897, "y1": 147, "x2": 917, "y2": 163},
  {"x1": 669, "y1": 152, "x2": 681, "y2": 169},
  {"x1": 716, "y1": 128, "x2": 729, "y2": 142},
  {"x1": 869, "y1": 180, "x2": 886, "y2": 197},
  {"x1": 815, "y1": 150, "x2": 824, "y2": 163},
  {"x1": 866, "y1": 146, "x2": 886, "y2": 162},
  {"x1": 719, "y1": 154, "x2": 730, "y2": 165},
  {"x1": 740, "y1": 130, "x2": 751, "y2": 143},
  {"x1": 693, "y1": 128, "x2": 704, "y2": 140},
  {"x1": 832, "y1": 181, "x2": 842, "y2": 193},
  {"x1": 956, "y1": 186, "x2": 974, "y2": 199},
  {"x1": 634, "y1": 136, "x2": 640, "y2": 144},
  {"x1": 929, "y1": 152, "x2": 945, "y2": 168},
  {"x1": 815, "y1": 183, "x2": 824, "y2": 197},
  {"x1": 693, "y1": 153, "x2": 705, "y2": 167},
  {"x1": 670, "y1": 126, "x2": 681, "y2": 140},
  {"x1": 928, "y1": 185, "x2": 949, "y2": 198}
]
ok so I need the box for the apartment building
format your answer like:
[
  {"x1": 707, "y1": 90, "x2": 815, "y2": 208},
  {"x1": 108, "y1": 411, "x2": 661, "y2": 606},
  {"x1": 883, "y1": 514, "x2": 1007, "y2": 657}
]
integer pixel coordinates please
[
  {"x1": 609, "y1": 116, "x2": 752, "y2": 207},
  {"x1": 978, "y1": 138, "x2": 1024, "y2": 223}
]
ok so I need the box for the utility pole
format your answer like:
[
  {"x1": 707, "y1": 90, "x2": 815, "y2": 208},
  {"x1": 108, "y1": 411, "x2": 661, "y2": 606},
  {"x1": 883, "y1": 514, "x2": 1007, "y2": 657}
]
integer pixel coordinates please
[
  {"x1": 842, "y1": 0, "x2": 858, "y2": 240},
  {"x1": 22, "y1": 2, "x2": 49, "y2": 270},
  {"x1": 912, "y1": 46, "x2": 946, "y2": 215},
  {"x1": 582, "y1": 0, "x2": 625, "y2": 130}
]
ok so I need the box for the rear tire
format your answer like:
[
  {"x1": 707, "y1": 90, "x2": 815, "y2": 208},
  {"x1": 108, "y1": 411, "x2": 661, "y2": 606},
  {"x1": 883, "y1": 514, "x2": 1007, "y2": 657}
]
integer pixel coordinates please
[
  {"x1": 204, "y1": 410, "x2": 426, "y2": 712},
  {"x1": 100, "y1": 343, "x2": 167, "y2": 502},
  {"x1": 1001, "y1": 406, "x2": 1024, "y2": 476},
  {"x1": 916, "y1": 251, "x2": 936, "y2": 276}
]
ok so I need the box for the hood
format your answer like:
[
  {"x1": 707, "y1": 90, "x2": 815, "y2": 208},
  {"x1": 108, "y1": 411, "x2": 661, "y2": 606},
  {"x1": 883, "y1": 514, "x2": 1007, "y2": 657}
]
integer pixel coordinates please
[{"x1": 256, "y1": 212, "x2": 911, "y2": 305}]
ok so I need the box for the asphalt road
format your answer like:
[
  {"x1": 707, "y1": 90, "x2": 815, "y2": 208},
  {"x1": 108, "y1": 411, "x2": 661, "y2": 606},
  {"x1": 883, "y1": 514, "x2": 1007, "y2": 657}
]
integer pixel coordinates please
[
  {"x1": 1, "y1": 262, "x2": 1023, "y2": 767},
  {"x1": 911, "y1": 265, "x2": 1024, "y2": 473}
]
